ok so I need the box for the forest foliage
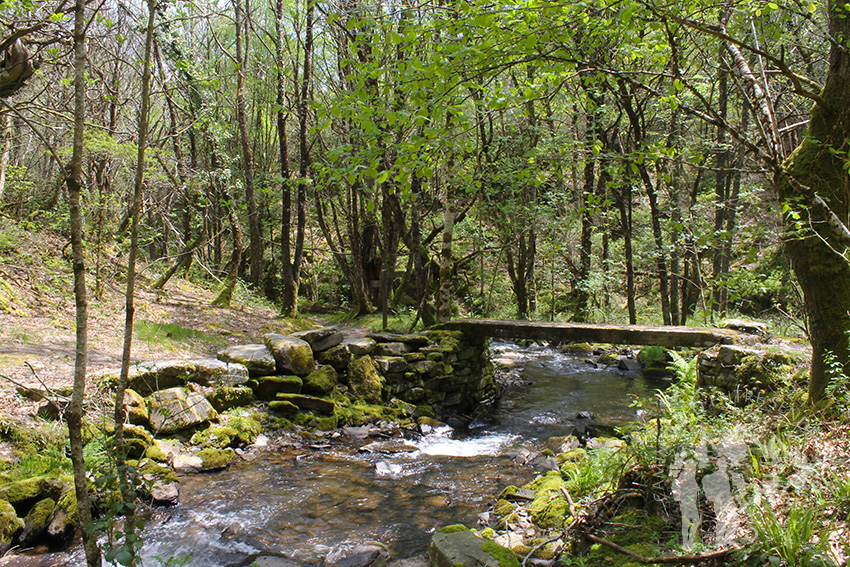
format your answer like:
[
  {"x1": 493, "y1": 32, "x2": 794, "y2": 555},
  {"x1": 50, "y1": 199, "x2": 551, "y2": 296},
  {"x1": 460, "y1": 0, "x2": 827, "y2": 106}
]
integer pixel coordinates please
[{"x1": 1, "y1": 0, "x2": 849, "y2": 390}]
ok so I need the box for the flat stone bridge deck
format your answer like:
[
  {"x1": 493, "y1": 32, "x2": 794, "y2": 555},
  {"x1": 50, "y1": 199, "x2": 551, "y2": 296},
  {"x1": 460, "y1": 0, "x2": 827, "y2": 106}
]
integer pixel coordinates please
[{"x1": 437, "y1": 318, "x2": 740, "y2": 348}]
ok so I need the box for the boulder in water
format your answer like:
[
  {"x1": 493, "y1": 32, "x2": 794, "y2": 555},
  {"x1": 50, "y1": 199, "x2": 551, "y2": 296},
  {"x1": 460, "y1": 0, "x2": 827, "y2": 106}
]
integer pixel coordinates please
[
  {"x1": 429, "y1": 527, "x2": 518, "y2": 567},
  {"x1": 327, "y1": 544, "x2": 389, "y2": 567}
]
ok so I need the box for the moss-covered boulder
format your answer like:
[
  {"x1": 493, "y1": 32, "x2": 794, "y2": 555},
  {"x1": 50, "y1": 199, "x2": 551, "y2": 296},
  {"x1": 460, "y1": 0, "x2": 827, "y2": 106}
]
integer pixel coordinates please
[
  {"x1": 525, "y1": 470, "x2": 570, "y2": 528},
  {"x1": 264, "y1": 334, "x2": 315, "y2": 376},
  {"x1": 348, "y1": 356, "x2": 385, "y2": 404},
  {"x1": 0, "y1": 498, "x2": 23, "y2": 552},
  {"x1": 274, "y1": 393, "x2": 335, "y2": 414},
  {"x1": 0, "y1": 475, "x2": 62, "y2": 504},
  {"x1": 18, "y1": 496, "x2": 55, "y2": 545},
  {"x1": 208, "y1": 385, "x2": 254, "y2": 411},
  {"x1": 190, "y1": 411, "x2": 262, "y2": 448},
  {"x1": 47, "y1": 485, "x2": 78, "y2": 541},
  {"x1": 301, "y1": 366, "x2": 338, "y2": 396},
  {"x1": 121, "y1": 424, "x2": 153, "y2": 459},
  {"x1": 125, "y1": 388, "x2": 149, "y2": 426},
  {"x1": 249, "y1": 375, "x2": 303, "y2": 401},
  {"x1": 218, "y1": 344, "x2": 277, "y2": 376},
  {"x1": 198, "y1": 448, "x2": 236, "y2": 471},
  {"x1": 268, "y1": 400, "x2": 300, "y2": 416},
  {"x1": 147, "y1": 387, "x2": 218, "y2": 434},
  {"x1": 429, "y1": 527, "x2": 519, "y2": 567}
]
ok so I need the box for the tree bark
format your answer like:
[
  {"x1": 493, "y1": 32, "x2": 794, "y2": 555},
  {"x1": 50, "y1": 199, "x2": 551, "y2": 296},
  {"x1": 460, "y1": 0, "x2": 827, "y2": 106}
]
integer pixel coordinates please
[
  {"x1": 438, "y1": 209, "x2": 455, "y2": 323},
  {"x1": 65, "y1": 0, "x2": 101, "y2": 564},
  {"x1": 776, "y1": 1, "x2": 850, "y2": 401},
  {"x1": 235, "y1": 0, "x2": 262, "y2": 289},
  {"x1": 276, "y1": 0, "x2": 296, "y2": 316}
]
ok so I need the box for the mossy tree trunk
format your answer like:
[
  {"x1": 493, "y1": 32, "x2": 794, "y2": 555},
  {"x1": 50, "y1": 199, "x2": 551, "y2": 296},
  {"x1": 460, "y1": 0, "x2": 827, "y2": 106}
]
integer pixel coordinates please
[{"x1": 777, "y1": 1, "x2": 850, "y2": 402}]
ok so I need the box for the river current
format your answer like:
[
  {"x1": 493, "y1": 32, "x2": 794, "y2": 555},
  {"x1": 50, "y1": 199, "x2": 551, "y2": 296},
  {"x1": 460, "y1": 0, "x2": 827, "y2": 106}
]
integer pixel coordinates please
[{"x1": 66, "y1": 342, "x2": 665, "y2": 567}]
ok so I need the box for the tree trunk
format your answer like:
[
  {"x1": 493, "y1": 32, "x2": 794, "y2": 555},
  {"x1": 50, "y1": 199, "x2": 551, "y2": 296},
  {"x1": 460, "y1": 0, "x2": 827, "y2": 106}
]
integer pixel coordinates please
[
  {"x1": 575, "y1": 148, "x2": 594, "y2": 322},
  {"x1": 235, "y1": 0, "x2": 262, "y2": 289},
  {"x1": 438, "y1": 209, "x2": 455, "y2": 323},
  {"x1": 66, "y1": 0, "x2": 101, "y2": 564},
  {"x1": 777, "y1": 1, "x2": 850, "y2": 401},
  {"x1": 112, "y1": 3, "x2": 156, "y2": 564},
  {"x1": 617, "y1": 186, "x2": 637, "y2": 325},
  {"x1": 212, "y1": 190, "x2": 243, "y2": 308},
  {"x1": 275, "y1": 0, "x2": 296, "y2": 316}
]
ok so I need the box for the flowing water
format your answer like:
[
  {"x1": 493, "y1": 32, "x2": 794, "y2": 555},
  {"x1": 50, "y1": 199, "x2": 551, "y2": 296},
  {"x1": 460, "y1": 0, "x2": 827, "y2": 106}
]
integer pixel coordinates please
[{"x1": 66, "y1": 342, "x2": 666, "y2": 567}]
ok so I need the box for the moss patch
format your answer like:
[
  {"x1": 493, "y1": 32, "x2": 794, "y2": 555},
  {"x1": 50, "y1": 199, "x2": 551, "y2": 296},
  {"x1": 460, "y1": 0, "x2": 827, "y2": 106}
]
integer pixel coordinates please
[
  {"x1": 0, "y1": 498, "x2": 23, "y2": 546},
  {"x1": 481, "y1": 540, "x2": 521, "y2": 567},
  {"x1": 438, "y1": 523, "x2": 469, "y2": 533},
  {"x1": 525, "y1": 470, "x2": 570, "y2": 528},
  {"x1": 198, "y1": 448, "x2": 236, "y2": 470}
]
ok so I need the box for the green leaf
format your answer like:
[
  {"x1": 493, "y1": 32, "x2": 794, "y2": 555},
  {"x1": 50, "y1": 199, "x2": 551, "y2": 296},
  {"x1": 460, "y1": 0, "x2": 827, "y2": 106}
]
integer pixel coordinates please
[{"x1": 376, "y1": 171, "x2": 390, "y2": 184}]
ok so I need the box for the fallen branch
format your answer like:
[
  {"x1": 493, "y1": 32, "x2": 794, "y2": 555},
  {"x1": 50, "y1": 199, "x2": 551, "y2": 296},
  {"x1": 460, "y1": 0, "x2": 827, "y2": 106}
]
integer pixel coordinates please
[{"x1": 584, "y1": 533, "x2": 740, "y2": 564}]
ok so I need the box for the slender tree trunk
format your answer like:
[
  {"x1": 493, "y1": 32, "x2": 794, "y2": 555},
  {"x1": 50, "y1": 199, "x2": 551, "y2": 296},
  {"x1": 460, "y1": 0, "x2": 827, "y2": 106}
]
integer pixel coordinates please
[
  {"x1": 235, "y1": 0, "x2": 262, "y2": 289},
  {"x1": 66, "y1": 0, "x2": 101, "y2": 564},
  {"x1": 294, "y1": 0, "x2": 313, "y2": 296},
  {"x1": 212, "y1": 188, "x2": 243, "y2": 308},
  {"x1": 575, "y1": 149, "x2": 594, "y2": 322},
  {"x1": 438, "y1": 209, "x2": 455, "y2": 323},
  {"x1": 617, "y1": 186, "x2": 637, "y2": 324},
  {"x1": 112, "y1": 3, "x2": 156, "y2": 564},
  {"x1": 0, "y1": 112, "x2": 10, "y2": 200},
  {"x1": 276, "y1": 0, "x2": 296, "y2": 316}
]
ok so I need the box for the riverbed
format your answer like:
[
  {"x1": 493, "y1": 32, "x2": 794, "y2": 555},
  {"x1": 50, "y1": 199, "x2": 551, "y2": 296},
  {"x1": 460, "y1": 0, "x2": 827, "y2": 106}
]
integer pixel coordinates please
[{"x1": 65, "y1": 342, "x2": 665, "y2": 567}]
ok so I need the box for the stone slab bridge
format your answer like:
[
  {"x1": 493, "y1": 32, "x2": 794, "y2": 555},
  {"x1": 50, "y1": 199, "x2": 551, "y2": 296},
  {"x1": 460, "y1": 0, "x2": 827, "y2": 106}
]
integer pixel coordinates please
[{"x1": 436, "y1": 318, "x2": 741, "y2": 348}]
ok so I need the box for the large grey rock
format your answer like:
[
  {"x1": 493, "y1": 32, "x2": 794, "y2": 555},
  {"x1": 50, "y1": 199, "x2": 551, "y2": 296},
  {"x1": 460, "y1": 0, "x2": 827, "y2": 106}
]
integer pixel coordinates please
[
  {"x1": 723, "y1": 318, "x2": 769, "y2": 336},
  {"x1": 218, "y1": 344, "x2": 276, "y2": 376},
  {"x1": 264, "y1": 334, "x2": 315, "y2": 376},
  {"x1": 98, "y1": 359, "x2": 249, "y2": 394},
  {"x1": 346, "y1": 338, "x2": 377, "y2": 356},
  {"x1": 373, "y1": 342, "x2": 409, "y2": 357},
  {"x1": 367, "y1": 332, "x2": 429, "y2": 346},
  {"x1": 327, "y1": 544, "x2": 388, "y2": 567},
  {"x1": 147, "y1": 387, "x2": 218, "y2": 434},
  {"x1": 429, "y1": 529, "x2": 517, "y2": 567},
  {"x1": 292, "y1": 327, "x2": 344, "y2": 352},
  {"x1": 374, "y1": 357, "x2": 408, "y2": 374}
]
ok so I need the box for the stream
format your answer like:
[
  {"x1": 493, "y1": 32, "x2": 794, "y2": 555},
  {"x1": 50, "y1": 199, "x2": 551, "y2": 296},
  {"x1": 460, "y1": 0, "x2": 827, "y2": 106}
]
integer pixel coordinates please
[{"x1": 68, "y1": 342, "x2": 666, "y2": 567}]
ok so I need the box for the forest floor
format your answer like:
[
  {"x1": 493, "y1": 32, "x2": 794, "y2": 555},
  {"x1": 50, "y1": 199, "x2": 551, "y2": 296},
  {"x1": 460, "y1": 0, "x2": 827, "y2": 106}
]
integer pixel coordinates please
[{"x1": 0, "y1": 227, "x2": 299, "y2": 427}]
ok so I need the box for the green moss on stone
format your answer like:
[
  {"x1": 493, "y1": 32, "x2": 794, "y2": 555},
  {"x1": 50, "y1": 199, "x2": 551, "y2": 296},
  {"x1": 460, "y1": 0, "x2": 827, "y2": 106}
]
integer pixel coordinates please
[
  {"x1": 198, "y1": 448, "x2": 235, "y2": 470},
  {"x1": 24, "y1": 497, "x2": 56, "y2": 534},
  {"x1": 208, "y1": 386, "x2": 254, "y2": 412},
  {"x1": 56, "y1": 486, "x2": 78, "y2": 525},
  {"x1": 145, "y1": 443, "x2": 168, "y2": 462},
  {"x1": 526, "y1": 470, "x2": 570, "y2": 527},
  {"x1": 481, "y1": 540, "x2": 521, "y2": 567},
  {"x1": 302, "y1": 366, "x2": 338, "y2": 396},
  {"x1": 0, "y1": 498, "x2": 23, "y2": 545},
  {"x1": 494, "y1": 499, "x2": 515, "y2": 518},
  {"x1": 269, "y1": 400, "x2": 300, "y2": 416},
  {"x1": 438, "y1": 524, "x2": 469, "y2": 533},
  {"x1": 138, "y1": 460, "x2": 177, "y2": 484},
  {"x1": 315, "y1": 416, "x2": 339, "y2": 431}
]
